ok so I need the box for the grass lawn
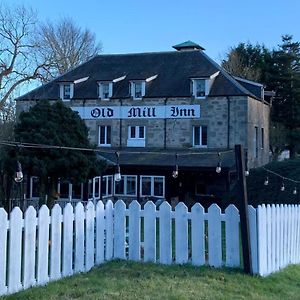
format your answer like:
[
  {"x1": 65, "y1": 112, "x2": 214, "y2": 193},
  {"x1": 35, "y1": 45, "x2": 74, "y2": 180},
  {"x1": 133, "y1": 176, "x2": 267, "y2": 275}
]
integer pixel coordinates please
[{"x1": 2, "y1": 261, "x2": 300, "y2": 300}]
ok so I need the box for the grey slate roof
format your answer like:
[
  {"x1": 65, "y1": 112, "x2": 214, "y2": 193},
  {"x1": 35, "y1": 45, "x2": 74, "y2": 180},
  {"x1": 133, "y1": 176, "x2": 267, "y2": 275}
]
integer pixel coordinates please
[
  {"x1": 98, "y1": 149, "x2": 235, "y2": 169},
  {"x1": 17, "y1": 47, "x2": 262, "y2": 101}
]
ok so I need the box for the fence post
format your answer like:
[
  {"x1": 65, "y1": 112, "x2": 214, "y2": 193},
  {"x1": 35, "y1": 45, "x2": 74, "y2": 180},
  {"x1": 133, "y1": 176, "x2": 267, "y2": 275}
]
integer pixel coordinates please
[{"x1": 235, "y1": 144, "x2": 252, "y2": 274}]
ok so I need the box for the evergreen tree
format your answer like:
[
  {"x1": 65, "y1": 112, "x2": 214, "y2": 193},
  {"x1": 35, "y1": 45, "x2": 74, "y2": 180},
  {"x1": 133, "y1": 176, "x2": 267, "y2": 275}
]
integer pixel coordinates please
[
  {"x1": 14, "y1": 100, "x2": 104, "y2": 206},
  {"x1": 270, "y1": 35, "x2": 300, "y2": 157}
]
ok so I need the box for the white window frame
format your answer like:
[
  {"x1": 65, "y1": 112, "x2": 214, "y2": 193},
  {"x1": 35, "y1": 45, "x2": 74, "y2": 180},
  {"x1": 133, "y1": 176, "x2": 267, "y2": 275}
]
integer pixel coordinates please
[
  {"x1": 98, "y1": 125, "x2": 111, "y2": 147},
  {"x1": 92, "y1": 176, "x2": 101, "y2": 200},
  {"x1": 191, "y1": 78, "x2": 209, "y2": 99},
  {"x1": 140, "y1": 176, "x2": 165, "y2": 198},
  {"x1": 130, "y1": 81, "x2": 146, "y2": 100},
  {"x1": 192, "y1": 125, "x2": 208, "y2": 148},
  {"x1": 114, "y1": 175, "x2": 137, "y2": 196},
  {"x1": 127, "y1": 126, "x2": 146, "y2": 147},
  {"x1": 60, "y1": 83, "x2": 74, "y2": 100},
  {"x1": 102, "y1": 175, "x2": 113, "y2": 198},
  {"x1": 98, "y1": 82, "x2": 113, "y2": 100},
  {"x1": 29, "y1": 176, "x2": 39, "y2": 199}
]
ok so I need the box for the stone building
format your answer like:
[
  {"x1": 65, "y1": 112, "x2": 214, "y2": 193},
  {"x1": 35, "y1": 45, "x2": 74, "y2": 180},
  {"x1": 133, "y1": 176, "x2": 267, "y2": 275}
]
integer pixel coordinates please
[{"x1": 16, "y1": 41, "x2": 270, "y2": 207}]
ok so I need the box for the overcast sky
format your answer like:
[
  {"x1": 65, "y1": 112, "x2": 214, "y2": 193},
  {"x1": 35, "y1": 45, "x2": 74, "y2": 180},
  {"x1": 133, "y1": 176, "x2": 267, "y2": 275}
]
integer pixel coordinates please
[{"x1": 8, "y1": 0, "x2": 300, "y2": 62}]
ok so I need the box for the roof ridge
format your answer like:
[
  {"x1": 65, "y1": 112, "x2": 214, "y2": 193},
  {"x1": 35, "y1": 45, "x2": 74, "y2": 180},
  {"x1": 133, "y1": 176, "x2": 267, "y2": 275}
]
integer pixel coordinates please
[{"x1": 95, "y1": 50, "x2": 201, "y2": 57}]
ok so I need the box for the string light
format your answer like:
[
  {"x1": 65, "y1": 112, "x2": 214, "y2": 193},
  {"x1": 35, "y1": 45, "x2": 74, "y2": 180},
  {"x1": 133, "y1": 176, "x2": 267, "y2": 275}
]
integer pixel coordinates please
[
  {"x1": 14, "y1": 161, "x2": 23, "y2": 183},
  {"x1": 280, "y1": 181, "x2": 285, "y2": 192},
  {"x1": 264, "y1": 176, "x2": 269, "y2": 186},
  {"x1": 172, "y1": 153, "x2": 179, "y2": 178},
  {"x1": 216, "y1": 152, "x2": 221, "y2": 173},
  {"x1": 293, "y1": 187, "x2": 297, "y2": 195},
  {"x1": 114, "y1": 152, "x2": 121, "y2": 182}
]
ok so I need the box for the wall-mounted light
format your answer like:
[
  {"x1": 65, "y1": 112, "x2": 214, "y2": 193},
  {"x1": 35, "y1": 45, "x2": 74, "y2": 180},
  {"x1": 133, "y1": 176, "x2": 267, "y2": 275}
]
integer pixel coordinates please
[
  {"x1": 172, "y1": 153, "x2": 179, "y2": 178},
  {"x1": 216, "y1": 153, "x2": 221, "y2": 173}
]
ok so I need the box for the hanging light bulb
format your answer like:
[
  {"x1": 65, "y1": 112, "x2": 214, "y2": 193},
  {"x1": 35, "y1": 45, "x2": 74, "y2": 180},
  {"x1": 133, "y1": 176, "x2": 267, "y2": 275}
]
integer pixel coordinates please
[
  {"x1": 14, "y1": 161, "x2": 23, "y2": 183},
  {"x1": 172, "y1": 154, "x2": 179, "y2": 178},
  {"x1": 245, "y1": 170, "x2": 249, "y2": 176},
  {"x1": 264, "y1": 176, "x2": 269, "y2": 186},
  {"x1": 216, "y1": 153, "x2": 221, "y2": 173},
  {"x1": 280, "y1": 182, "x2": 285, "y2": 192},
  {"x1": 114, "y1": 152, "x2": 121, "y2": 182},
  {"x1": 293, "y1": 187, "x2": 297, "y2": 195}
]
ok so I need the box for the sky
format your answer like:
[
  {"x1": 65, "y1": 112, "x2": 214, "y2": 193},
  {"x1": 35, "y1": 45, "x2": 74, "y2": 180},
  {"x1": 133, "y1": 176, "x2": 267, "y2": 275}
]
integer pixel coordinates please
[{"x1": 7, "y1": 0, "x2": 300, "y2": 62}]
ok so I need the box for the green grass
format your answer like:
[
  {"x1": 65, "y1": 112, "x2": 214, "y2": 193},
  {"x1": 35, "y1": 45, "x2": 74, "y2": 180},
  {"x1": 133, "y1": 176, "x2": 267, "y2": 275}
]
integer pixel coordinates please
[{"x1": 3, "y1": 261, "x2": 300, "y2": 300}]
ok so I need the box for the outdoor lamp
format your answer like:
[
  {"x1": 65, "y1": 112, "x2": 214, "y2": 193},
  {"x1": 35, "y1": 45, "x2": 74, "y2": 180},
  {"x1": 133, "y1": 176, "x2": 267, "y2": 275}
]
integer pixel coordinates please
[
  {"x1": 14, "y1": 161, "x2": 23, "y2": 183},
  {"x1": 216, "y1": 162, "x2": 221, "y2": 174},
  {"x1": 172, "y1": 154, "x2": 179, "y2": 178}
]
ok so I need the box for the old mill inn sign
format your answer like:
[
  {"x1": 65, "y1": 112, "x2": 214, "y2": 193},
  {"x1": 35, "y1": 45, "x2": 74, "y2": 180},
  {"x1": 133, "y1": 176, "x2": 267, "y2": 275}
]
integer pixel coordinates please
[{"x1": 72, "y1": 105, "x2": 201, "y2": 119}]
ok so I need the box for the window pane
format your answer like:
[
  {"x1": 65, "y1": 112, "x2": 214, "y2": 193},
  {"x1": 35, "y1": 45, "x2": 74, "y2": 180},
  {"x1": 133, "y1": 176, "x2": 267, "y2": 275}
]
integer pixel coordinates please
[
  {"x1": 72, "y1": 183, "x2": 82, "y2": 199},
  {"x1": 195, "y1": 80, "x2": 205, "y2": 97},
  {"x1": 63, "y1": 84, "x2": 71, "y2": 99},
  {"x1": 154, "y1": 177, "x2": 164, "y2": 197},
  {"x1": 194, "y1": 126, "x2": 200, "y2": 146},
  {"x1": 141, "y1": 177, "x2": 151, "y2": 196},
  {"x1": 115, "y1": 177, "x2": 125, "y2": 195},
  {"x1": 130, "y1": 126, "x2": 136, "y2": 138},
  {"x1": 60, "y1": 181, "x2": 69, "y2": 198},
  {"x1": 32, "y1": 177, "x2": 39, "y2": 198},
  {"x1": 88, "y1": 180, "x2": 93, "y2": 199},
  {"x1": 139, "y1": 126, "x2": 144, "y2": 138},
  {"x1": 94, "y1": 177, "x2": 100, "y2": 197},
  {"x1": 107, "y1": 126, "x2": 111, "y2": 144},
  {"x1": 101, "y1": 177, "x2": 107, "y2": 196},
  {"x1": 102, "y1": 83, "x2": 109, "y2": 98},
  {"x1": 135, "y1": 83, "x2": 142, "y2": 98},
  {"x1": 201, "y1": 126, "x2": 208, "y2": 146},
  {"x1": 126, "y1": 176, "x2": 136, "y2": 195},
  {"x1": 107, "y1": 176, "x2": 112, "y2": 195},
  {"x1": 100, "y1": 126, "x2": 105, "y2": 144}
]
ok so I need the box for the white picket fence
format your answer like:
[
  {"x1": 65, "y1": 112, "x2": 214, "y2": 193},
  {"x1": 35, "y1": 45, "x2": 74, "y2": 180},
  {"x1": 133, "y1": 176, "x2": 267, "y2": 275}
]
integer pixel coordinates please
[
  {"x1": 257, "y1": 204, "x2": 300, "y2": 276},
  {"x1": 1, "y1": 200, "x2": 299, "y2": 296}
]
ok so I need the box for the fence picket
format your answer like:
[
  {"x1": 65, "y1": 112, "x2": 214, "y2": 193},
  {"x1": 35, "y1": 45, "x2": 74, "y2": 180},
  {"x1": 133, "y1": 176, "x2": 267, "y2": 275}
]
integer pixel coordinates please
[
  {"x1": 257, "y1": 204, "x2": 267, "y2": 276},
  {"x1": 50, "y1": 204, "x2": 62, "y2": 280},
  {"x1": 85, "y1": 201, "x2": 95, "y2": 271},
  {"x1": 114, "y1": 200, "x2": 126, "y2": 259},
  {"x1": 105, "y1": 200, "x2": 114, "y2": 261},
  {"x1": 271, "y1": 205, "x2": 276, "y2": 272},
  {"x1": 37, "y1": 205, "x2": 50, "y2": 285},
  {"x1": 23, "y1": 206, "x2": 37, "y2": 289},
  {"x1": 8, "y1": 207, "x2": 23, "y2": 294},
  {"x1": 208, "y1": 204, "x2": 222, "y2": 267},
  {"x1": 248, "y1": 205, "x2": 258, "y2": 274},
  {"x1": 275, "y1": 205, "x2": 280, "y2": 271},
  {"x1": 95, "y1": 201, "x2": 105, "y2": 264},
  {"x1": 159, "y1": 201, "x2": 172, "y2": 264},
  {"x1": 0, "y1": 208, "x2": 7, "y2": 296},
  {"x1": 62, "y1": 203, "x2": 73, "y2": 277},
  {"x1": 129, "y1": 200, "x2": 141, "y2": 261},
  {"x1": 144, "y1": 201, "x2": 156, "y2": 262},
  {"x1": 279, "y1": 204, "x2": 284, "y2": 268},
  {"x1": 74, "y1": 203, "x2": 84, "y2": 273},
  {"x1": 266, "y1": 204, "x2": 272, "y2": 275},
  {"x1": 225, "y1": 205, "x2": 240, "y2": 267},
  {"x1": 175, "y1": 202, "x2": 188, "y2": 264}
]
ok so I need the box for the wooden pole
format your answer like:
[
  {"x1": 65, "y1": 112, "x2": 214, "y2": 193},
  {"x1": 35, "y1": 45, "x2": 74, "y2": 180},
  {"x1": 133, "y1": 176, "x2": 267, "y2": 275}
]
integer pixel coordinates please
[{"x1": 235, "y1": 144, "x2": 252, "y2": 274}]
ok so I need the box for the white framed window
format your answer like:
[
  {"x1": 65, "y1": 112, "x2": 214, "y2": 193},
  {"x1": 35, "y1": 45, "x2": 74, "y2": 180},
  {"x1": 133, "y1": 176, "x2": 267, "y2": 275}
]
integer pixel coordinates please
[
  {"x1": 130, "y1": 81, "x2": 146, "y2": 99},
  {"x1": 140, "y1": 176, "x2": 165, "y2": 198},
  {"x1": 191, "y1": 79, "x2": 208, "y2": 99},
  {"x1": 98, "y1": 82, "x2": 113, "y2": 100},
  {"x1": 127, "y1": 126, "x2": 146, "y2": 147},
  {"x1": 60, "y1": 83, "x2": 74, "y2": 100},
  {"x1": 90, "y1": 176, "x2": 101, "y2": 199},
  {"x1": 114, "y1": 175, "x2": 137, "y2": 196},
  {"x1": 193, "y1": 125, "x2": 208, "y2": 147},
  {"x1": 101, "y1": 175, "x2": 113, "y2": 198},
  {"x1": 57, "y1": 180, "x2": 71, "y2": 199},
  {"x1": 98, "y1": 125, "x2": 111, "y2": 147},
  {"x1": 71, "y1": 183, "x2": 84, "y2": 200}
]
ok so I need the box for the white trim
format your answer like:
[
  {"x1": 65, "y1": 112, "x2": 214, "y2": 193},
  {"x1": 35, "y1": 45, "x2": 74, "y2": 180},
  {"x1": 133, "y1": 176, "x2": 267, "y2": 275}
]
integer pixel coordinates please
[
  {"x1": 191, "y1": 79, "x2": 208, "y2": 99},
  {"x1": 29, "y1": 176, "x2": 39, "y2": 199},
  {"x1": 93, "y1": 176, "x2": 101, "y2": 199},
  {"x1": 60, "y1": 83, "x2": 74, "y2": 101},
  {"x1": 140, "y1": 175, "x2": 165, "y2": 198},
  {"x1": 102, "y1": 175, "x2": 113, "y2": 197},
  {"x1": 98, "y1": 82, "x2": 113, "y2": 100},
  {"x1": 146, "y1": 74, "x2": 158, "y2": 82},
  {"x1": 114, "y1": 175, "x2": 138, "y2": 196},
  {"x1": 233, "y1": 76, "x2": 264, "y2": 87},
  {"x1": 98, "y1": 125, "x2": 111, "y2": 147},
  {"x1": 74, "y1": 76, "x2": 89, "y2": 84},
  {"x1": 113, "y1": 75, "x2": 126, "y2": 83},
  {"x1": 127, "y1": 126, "x2": 146, "y2": 147}
]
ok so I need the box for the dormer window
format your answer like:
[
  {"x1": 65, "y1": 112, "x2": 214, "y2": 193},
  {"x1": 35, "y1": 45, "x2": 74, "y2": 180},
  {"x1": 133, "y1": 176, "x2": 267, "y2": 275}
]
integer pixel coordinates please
[
  {"x1": 191, "y1": 79, "x2": 207, "y2": 99},
  {"x1": 130, "y1": 81, "x2": 145, "y2": 100},
  {"x1": 60, "y1": 83, "x2": 74, "y2": 100},
  {"x1": 99, "y1": 82, "x2": 113, "y2": 100}
]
